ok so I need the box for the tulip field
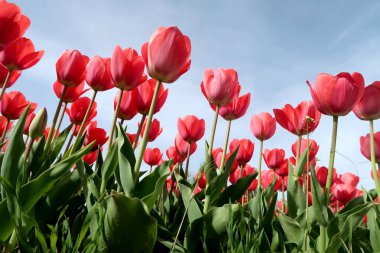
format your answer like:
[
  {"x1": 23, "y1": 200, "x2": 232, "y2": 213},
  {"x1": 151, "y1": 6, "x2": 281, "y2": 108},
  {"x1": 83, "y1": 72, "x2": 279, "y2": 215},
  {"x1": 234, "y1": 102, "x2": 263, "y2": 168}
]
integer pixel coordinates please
[{"x1": 1, "y1": 1, "x2": 380, "y2": 253}]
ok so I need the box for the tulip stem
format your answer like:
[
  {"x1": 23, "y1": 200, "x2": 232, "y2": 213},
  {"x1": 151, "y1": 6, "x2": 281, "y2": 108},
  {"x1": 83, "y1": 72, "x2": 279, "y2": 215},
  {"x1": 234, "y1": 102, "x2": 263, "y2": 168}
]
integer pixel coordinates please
[
  {"x1": 0, "y1": 69, "x2": 12, "y2": 102},
  {"x1": 63, "y1": 125, "x2": 76, "y2": 154},
  {"x1": 369, "y1": 120, "x2": 380, "y2": 198},
  {"x1": 107, "y1": 89, "x2": 123, "y2": 153},
  {"x1": 220, "y1": 120, "x2": 232, "y2": 173},
  {"x1": 45, "y1": 85, "x2": 68, "y2": 149},
  {"x1": 184, "y1": 144, "x2": 191, "y2": 179},
  {"x1": 133, "y1": 114, "x2": 146, "y2": 149},
  {"x1": 325, "y1": 116, "x2": 338, "y2": 198},
  {"x1": 0, "y1": 119, "x2": 10, "y2": 143},
  {"x1": 54, "y1": 102, "x2": 67, "y2": 137},
  {"x1": 257, "y1": 140, "x2": 264, "y2": 190},
  {"x1": 70, "y1": 90, "x2": 97, "y2": 155},
  {"x1": 134, "y1": 80, "x2": 162, "y2": 177},
  {"x1": 208, "y1": 106, "x2": 220, "y2": 157},
  {"x1": 295, "y1": 135, "x2": 302, "y2": 168}
]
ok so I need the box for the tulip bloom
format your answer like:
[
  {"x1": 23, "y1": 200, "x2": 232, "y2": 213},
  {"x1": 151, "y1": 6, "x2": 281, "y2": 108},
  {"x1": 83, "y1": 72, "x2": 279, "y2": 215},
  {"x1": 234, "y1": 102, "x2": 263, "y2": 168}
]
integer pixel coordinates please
[
  {"x1": 0, "y1": 1, "x2": 30, "y2": 49},
  {"x1": 174, "y1": 134, "x2": 197, "y2": 158},
  {"x1": 114, "y1": 90, "x2": 138, "y2": 121},
  {"x1": 196, "y1": 172, "x2": 207, "y2": 189},
  {"x1": 110, "y1": 46, "x2": 147, "y2": 90},
  {"x1": 214, "y1": 150, "x2": 239, "y2": 173},
  {"x1": 315, "y1": 166, "x2": 337, "y2": 188},
  {"x1": 263, "y1": 148, "x2": 285, "y2": 170},
  {"x1": 0, "y1": 91, "x2": 36, "y2": 120},
  {"x1": 339, "y1": 172, "x2": 359, "y2": 187},
  {"x1": 229, "y1": 138, "x2": 254, "y2": 165},
  {"x1": 23, "y1": 112, "x2": 35, "y2": 135},
  {"x1": 83, "y1": 149, "x2": 99, "y2": 165},
  {"x1": 217, "y1": 92, "x2": 251, "y2": 121},
  {"x1": 273, "y1": 100, "x2": 321, "y2": 136},
  {"x1": 261, "y1": 170, "x2": 282, "y2": 191},
  {"x1": 0, "y1": 37, "x2": 44, "y2": 71},
  {"x1": 126, "y1": 132, "x2": 137, "y2": 146},
  {"x1": 166, "y1": 145, "x2": 184, "y2": 165},
  {"x1": 250, "y1": 112, "x2": 276, "y2": 141},
  {"x1": 331, "y1": 181, "x2": 357, "y2": 205},
  {"x1": 291, "y1": 138, "x2": 319, "y2": 161},
  {"x1": 360, "y1": 132, "x2": 380, "y2": 163},
  {"x1": 140, "y1": 118, "x2": 162, "y2": 142},
  {"x1": 353, "y1": 81, "x2": 380, "y2": 120},
  {"x1": 142, "y1": 26, "x2": 191, "y2": 83},
  {"x1": 53, "y1": 81, "x2": 89, "y2": 103},
  {"x1": 0, "y1": 64, "x2": 21, "y2": 88},
  {"x1": 135, "y1": 79, "x2": 168, "y2": 115},
  {"x1": 274, "y1": 159, "x2": 289, "y2": 178},
  {"x1": 201, "y1": 68, "x2": 239, "y2": 107},
  {"x1": 177, "y1": 115, "x2": 205, "y2": 143},
  {"x1": 65, "y1": 97, "x2": 97, "y2": 125},
  {"x1": 307, "y1": 72, "x2": 364, "y2": 116},
  {"x1": 56, "y1": 50, "x2": 89, "y2": 87},
  {"x1": 229, "y1": 164, "x2": 256, "y2": 185},
  {"x1": 0, "y1": 116, "x2": 12, "y2": 137},
  {"x1": 83, "y1": 122, "x2": 109, "y2": 150},
  {"x1": 143, "y1": 148, "x2": 163, "y2": 167},
  {"x1": 85, "y1": 56, "x2": 114, "y2": 91}
]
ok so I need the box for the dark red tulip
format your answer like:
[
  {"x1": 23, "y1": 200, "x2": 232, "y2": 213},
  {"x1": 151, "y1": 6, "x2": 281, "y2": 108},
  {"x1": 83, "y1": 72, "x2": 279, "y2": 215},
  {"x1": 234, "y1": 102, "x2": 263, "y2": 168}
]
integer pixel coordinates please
[
  {"x1": 174, "y1": 134, "x2": 197, "y2": 158},
  {"x1": 291, "y1": 138, "x2": 319, "y2": 161},
  {"x1": 23, "y1": 112, "x2": 35, "y2": 135},
  {"x1": 0, "y1": 63, "x2": 21, "y2": 88},
  {"x1": 135, "y1": 79, "x2": 168, "y2": 115},
  {"x1": 0, "y1": 1, "x2": 30, "y2": 49},
  {"x1": 273, "y1": 100, "x2": 321, "y2": 136},
  {"x1": 229, "y1": 138, "x2": 254, "y2": 165},
  {"x1": 353, "y1": 81, "x2": 380, "y2": 120},
  {"x1": 0, "y1": 37, "x2": 44, "y2": 70},
  {"x1": 111, "y1": 46, "x2": 146, "y2": 90},
  {"x1": 126, "y1": 132, "x2": 137, "y2": 146},
  {"x1": 263, "y1": 148, "x2": 285, "y2": 170},
  {"x1": 217, "y1": 92, "x2": 251, "y2": 121},
  {"x1": 53, "y1": 81, "x2": 89, "y2": 103},
  {"x1": 140, "y1": 118, "x2": 162, "y2": 142},
  {"x1": 250, "y1": 112, "x2": 276, "y2": 141},
  {"x1": 143, "y1": 147, "x2": 163, "y2": 167},
  {"x1": 177, "y1": 115, "x2": 205, "y2": 143},
  {"x1": 65, "y1": 97, "x2": 97, "y2": 125},
  {"x1": 307, "y1": 72, "x2": 364, "y2": 116},
  {"x1": 0, "y1": 115, "x2": 12, "y2": 137},
  {"x1": 85, "y1": 56, "x2": 114, "y2": 91},
  {"x1": 0, "y1": 91, "x2": 36, "y2": 120},
  {"x1": 56, "y1": 50, "x2": 89, "y2": 87},
  {"x1": 274, "y1": 159, "x2": 288, "y2": 178},
  {"x1": 114, "y1": 89, "x2": 138, "y2": 121},
  {"x1": 315, "y1": 166, "x2": 337, "y2": 188},
  {"x1": 201, "y1": 68, "x2": 239, "y2": 107},
  {"x1": 166, "y1": 145, "x2": 184, "y2": 164},
  {"x1": 83, "y1": 149, "x2": 99, "y2": 165},
  {"x1": 141, "y1": 26, "x2": 191, "y2": 83},
  {"x1": 196, "y1": 172, "x2": 207, "y2": 189},
  {"x1": 229, "y1": 165, "x2": 255, "y2": 185},
  {"x1": 83, "y1": 122, "x2": 108, "y2": 150},
  {"x1": 360, "y1": 132, "x2": 380, "y2": 163}
]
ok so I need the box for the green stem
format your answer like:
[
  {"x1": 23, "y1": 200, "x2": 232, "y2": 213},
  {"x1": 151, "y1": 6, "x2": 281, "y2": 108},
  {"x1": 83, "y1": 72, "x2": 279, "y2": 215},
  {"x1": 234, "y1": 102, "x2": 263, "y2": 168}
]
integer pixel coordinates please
[
  {"x1": 325, "y1": 116, "x2": 338, "y2": 197},
  {"x1": 295, "y1": 135, "x2": 302, "y2": 168},
  {"x1": 54, "y1": 102, "x2": 67, "y2": 137},
  {"x1": 45, "y1": 85, "x2": 68, "y2": 149},
  {"x1": 0, "y1": 69, "x2": 12, "y2": 102},
  {"x1": 63, "y1": 125, "x2": 76, "y2": 154},
  {"x1": 257, "y1": 140, "x2": 264, "y2": 190},
  {"x1": 132, "y1": 114, "x2": 146, "y2": 150},
  {"x1": 134, "y1": 80, "x2": 162, "y2": 177},
  {"x1": 0, "y1": 119, "x2": 10, "y2": 143},
  {"x1": 184, "y1": 143, "x2": 191, "y2": 179},
  {"x1": 369, "y1": 120, "x2": 380, "y2": 198},
  {"x1": 220, "y1": 120, "x2": 232, "y2": 173},
  {"x1": 107, "y1": 89, "x2": 123, "y2": 152},
  {"x1": 207, "y1": 106, "x2": 220, "y2": 157}
]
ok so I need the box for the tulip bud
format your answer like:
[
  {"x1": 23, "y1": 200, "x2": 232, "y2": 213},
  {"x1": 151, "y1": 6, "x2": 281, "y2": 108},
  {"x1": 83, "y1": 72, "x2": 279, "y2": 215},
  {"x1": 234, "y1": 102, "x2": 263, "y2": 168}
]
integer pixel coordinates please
[{"x1": 29, "y1": 107, "x2": 47, "y2": 139}]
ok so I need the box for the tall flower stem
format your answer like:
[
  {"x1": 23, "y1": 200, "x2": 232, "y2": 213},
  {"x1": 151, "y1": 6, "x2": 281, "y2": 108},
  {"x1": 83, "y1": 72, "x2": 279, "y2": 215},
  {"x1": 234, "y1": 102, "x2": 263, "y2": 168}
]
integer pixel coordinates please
[
  {"x1": 257, "y1": 140, "x2": 264, "y2": 190},
  {"x1": 0, "y1": 119, "x2": 10, "y2": 143},
  {"x1": 184, "y1": 144, "x2": 191, "y2": 179},
  {"x1": 70, "y1": 90, "x2": 97, "y2": 155},
  {"x1": 134, "y1": 80, "x2": 162, "y2": 176},
  {"x1": 107, "y1": 89, "x2": 123, "y2": 152},
  {"x1": 0, "y1": 69, "x2": 12, "y2": 102},
  {"x1": 207, "y1": 106, "x2": 220, "y2": 157},
  {"x1": 45, "y1": 85, "x2": 68, "y2": 149},
  {"x1": 54, "y1": 102, "x2": 67, "y2": 137},
  {"x1": 325, "y1": 116, "x2": 338, "y2": 196},
  {"x1": 369, "y1": 120, "x2": 380, "y2": 197},
  {"x1": 220, "y1": 120, "x2": 232, "y2": 173},
  {"x1": 132, "y1": 114, "x2": 146, "y2": 149}
]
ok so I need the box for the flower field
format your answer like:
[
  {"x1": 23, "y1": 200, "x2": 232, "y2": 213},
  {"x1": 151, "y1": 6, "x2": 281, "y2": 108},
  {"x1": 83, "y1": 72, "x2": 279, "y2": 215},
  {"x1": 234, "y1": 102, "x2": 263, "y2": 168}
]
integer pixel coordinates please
[{"x1": 0, "y1": 1, "x2": 380, "y2": 252}]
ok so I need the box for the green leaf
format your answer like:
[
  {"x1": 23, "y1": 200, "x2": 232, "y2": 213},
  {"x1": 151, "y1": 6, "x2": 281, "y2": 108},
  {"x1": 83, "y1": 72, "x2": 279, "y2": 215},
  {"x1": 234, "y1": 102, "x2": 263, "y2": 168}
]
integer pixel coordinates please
[
  {"x1": 367, "y1": 207, "x2": 380, "y2": 252},
  {"x1": 294, "y1": 143, "x2": 311, "y2": 177},
  {"x1": 310, "y1": 166, "x2": 329, "y2": 226},
  {"x1": 176, "y1": 176, "x2": 202, "y2": 223},
  {"x1": 100, "y1": 140, "x2": 118, "y2": 192},
  {"x1": 216, "y1": 173, "x2": 256, "y2": 206},
  {"x1": 277, "y1": 213, "x2": 304, "y2": 247}
]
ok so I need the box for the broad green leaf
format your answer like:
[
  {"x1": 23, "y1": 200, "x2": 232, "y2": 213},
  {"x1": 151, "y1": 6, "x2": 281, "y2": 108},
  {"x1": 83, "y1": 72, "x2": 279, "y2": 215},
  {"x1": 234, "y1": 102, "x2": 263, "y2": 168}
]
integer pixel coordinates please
[
  {"x1": 294, "y1": 143, "x2": 311, "y2": 177},
  {"x1": 277, "y1": 213, "x2": 304, "y2": 247},
  {"x1": 176, "y1": 176, "x2": 202, "y2": 223},
  {"x1": 310, "y1": 166, "x2": 329, "y2": 226},
  {"x1": 216, "y1": 173, "x2": 256, "y2": 206},
  {"x1": 100, "y1": 140, "x2": 118, "y2": 192}
]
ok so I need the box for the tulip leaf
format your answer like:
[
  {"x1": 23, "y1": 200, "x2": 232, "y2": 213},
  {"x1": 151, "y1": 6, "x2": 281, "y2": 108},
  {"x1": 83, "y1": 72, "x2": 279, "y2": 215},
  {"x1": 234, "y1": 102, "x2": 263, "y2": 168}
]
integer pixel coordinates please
[
  {"x1": 367, "y1": 207, "x2": 380, "y2": 252},
  {"x1": 175, "y1": 175, "x2": 202, "y2": 223},
  {"x1": 216, "y1": 173, "x2": 256, "y2": 206},
  {"x1": 277, "y1": 213, "x2": 304, "y2": 247},
  {"x1": 294, "y1": 143, "x2": 311, "y2": 178},
  {"x1": 287, "y1": 160, "x2": 305, "y2": 218},
  {"x1": 310, "y1": 166, "x2": 329, "y2": 227},
  {"x1": 100, "y1": 140, "x2": 118, "y2": 191}
]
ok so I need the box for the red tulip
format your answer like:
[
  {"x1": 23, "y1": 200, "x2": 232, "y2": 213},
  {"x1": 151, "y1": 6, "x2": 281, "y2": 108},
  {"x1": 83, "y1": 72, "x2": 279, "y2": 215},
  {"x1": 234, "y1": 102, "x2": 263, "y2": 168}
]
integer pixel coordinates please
[
  {"x1": 196, "y1": 172, "x2": 207, "y2": 189},
  {"x1": 360, "y1": 132, "x2": 380, "y2": 163},
  {"x1": 140, "y1": 118, "x2": 162, "y2": 142},
  {"x1": 110, "y1": 46, "x2": 146, "y2": 90},
  {"x1": 353, "y1": 81, "x2": 380, "y2": 120},
  {"x1": 65, "y1": 97, "x2": 97, "y2": 125},
  {"x1": 315, "y1": 166, "x2": 337, "y2": 188},
  {"x1": 135, "y1": 79, "x2": 168, "y2": 115},
  {"x1": 72, "y1": 121, "x2": 91, "y2": 136},
  {"x1": 261, "y1": 170, "x2": 282, "y2": 191},
  {"x1": 212, "y1": 148, "x2": 223, "y2": 163},
  {"x1": 291, "y1": 138, "x2": 319, "y2": 161},
  {"x1": 23, "y1": 112, "x2": 35, "y2": 135},
  {"x1": 307, "y1": 72, "x2": 364, "y2": 116},
  {"x1": 53, "y1": 81, "x2": 89, "y2": 103},
  {"x1": 273, "y1": 100, "x2": 321, "y2": 136},
  {"x1": 83, "y1": 149, "x2": 99, "y2": 165},
  {"x1": 338, "y1": 172, "x2": 359, "y2": 188},
  {"x1": 0, "y1": 37, "x2": 44, "y2": 70},
  {"x1": 114, "y1": 89, "x2": 138, "y2": 120},
  {"x1": 214, "y1": 150, "x2": 239, "y2": 172},
  {"x1": 0, "y1": 1, "x2": 30, "y2": 49},
  {"x1": 83, "y1": 122, "x2": 108, "y2": 150},
  {"x1": 263, "y1": 148, "x2": 285, "y2": 170},
  {"x1": 229, "y1": 138, "x2": 254, "y2": 165},
  {"x1": 0, "y1": 91, "x2": 36, "y2": 120},
  {"x1": 217, "y1": 92, "x2": 251, "y2": 121},
  {"x1": 166, "y1": 145, "x2": 184, "y2": 164},
  {"x1": 331, "y1": 181, "x2": 357, "y2": 205},
  {"x1": 85, "y1": 56, "x2": 114, "y2": 91},
  {"x1": 56, "y1": 49, "x2": 89, "y2": 87},
  {"x1": 141, "y1": 26, "x2": 191, "y2": 83},
  {"x1": 177, "y1": 115, "x2": 205, "y2": 143},
  {"x1": 250, "y1": 112, "x2": 276, "y2": 141},
  {"x1": 143, "y1": 147, "x2": 163, "y2": 167},
  {"x1": 0, "y1": 115, "x2": 12, "y2": 137},
  {"x1": 0, "y1": 63, "x2": 21, "y2": 88},
  {"x1": 229, "y1": 164, "x2": 256, "y2": 184},
  {"x1": 126, "y1": 132, "x2": 137, "y2": 146},
  {"x1": 174, "y1": 134, "x2": 197, "y2": 158},
  {"x1": 201, "y1": 68, "x2": 239, "y2": 107},
  {"x1": 43, "y1": 127, "x2": 59, "y2": 140},
  {"x1": 274, "y1": 159, "x2": 289, "y2": 178}
]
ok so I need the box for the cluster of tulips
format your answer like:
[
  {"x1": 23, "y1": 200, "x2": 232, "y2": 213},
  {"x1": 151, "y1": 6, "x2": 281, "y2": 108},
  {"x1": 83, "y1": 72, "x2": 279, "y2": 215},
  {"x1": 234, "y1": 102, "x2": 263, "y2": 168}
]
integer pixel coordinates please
[{"x1": 1, "y1": 1, "x2": 380, "y2": 252}]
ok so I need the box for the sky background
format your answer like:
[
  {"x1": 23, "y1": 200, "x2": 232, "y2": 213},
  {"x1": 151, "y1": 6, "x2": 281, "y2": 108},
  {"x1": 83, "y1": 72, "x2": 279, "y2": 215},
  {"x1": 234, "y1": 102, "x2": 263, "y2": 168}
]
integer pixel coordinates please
[{"x1": 11, "y1": 0, "x2": 380, "y2": 189}]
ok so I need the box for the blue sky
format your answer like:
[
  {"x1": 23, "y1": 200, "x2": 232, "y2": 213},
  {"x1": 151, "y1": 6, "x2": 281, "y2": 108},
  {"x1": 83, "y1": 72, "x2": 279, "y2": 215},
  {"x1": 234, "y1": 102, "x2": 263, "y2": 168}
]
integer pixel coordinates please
[{"x1": 11, "y1": 0, "x2": 380, "y2": 189}]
